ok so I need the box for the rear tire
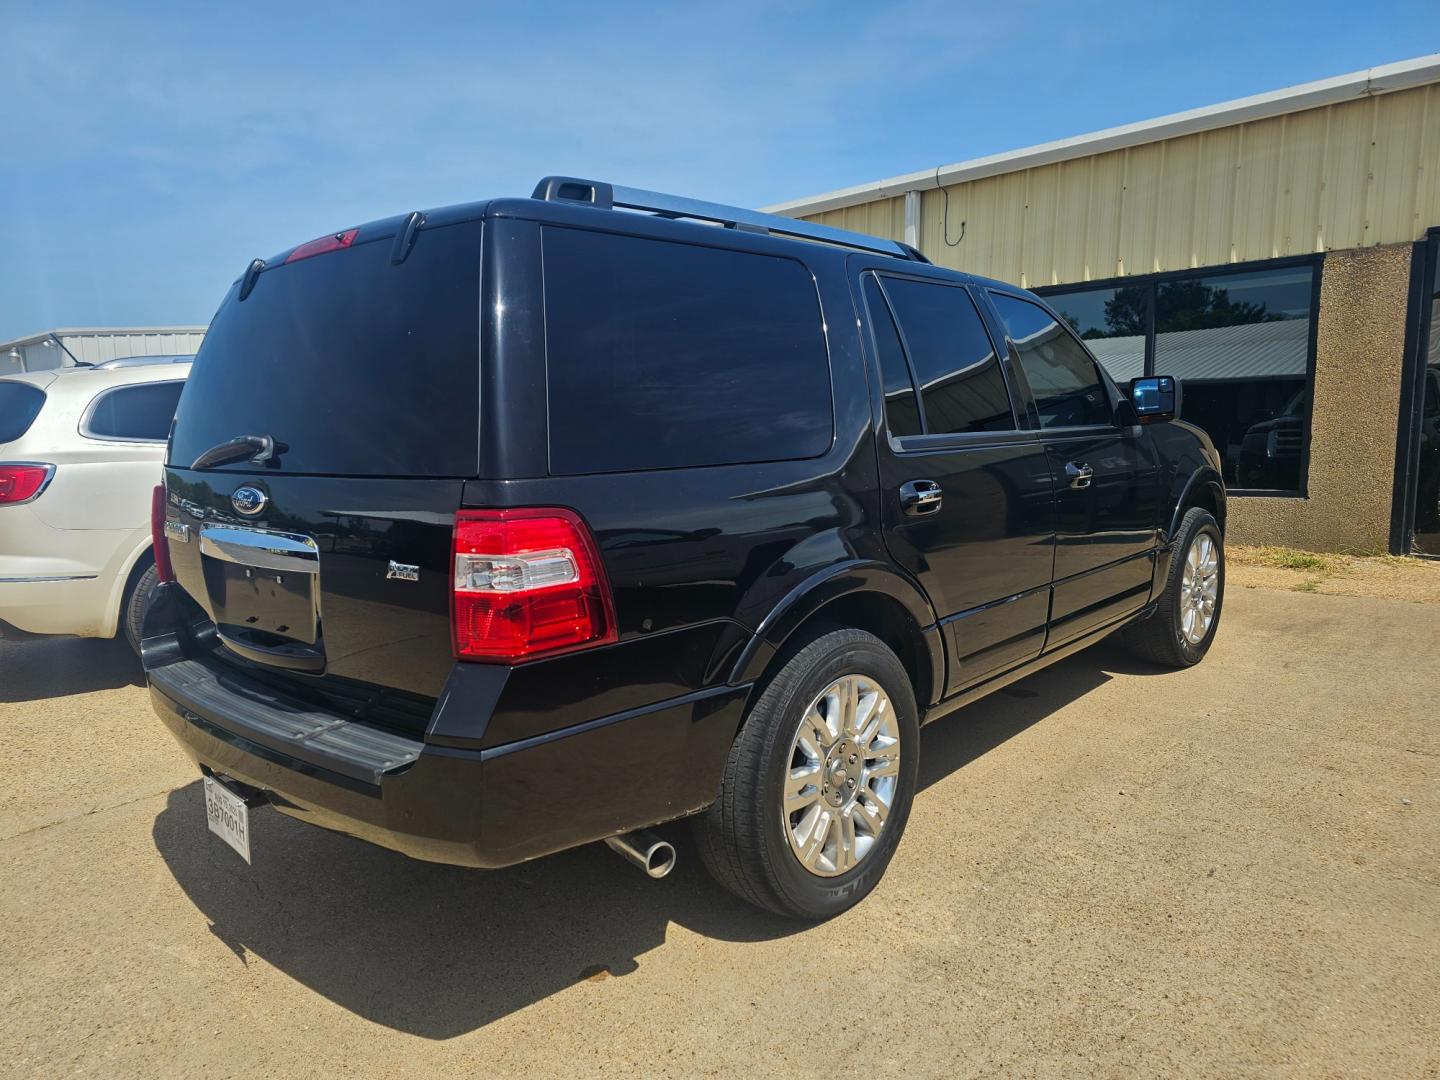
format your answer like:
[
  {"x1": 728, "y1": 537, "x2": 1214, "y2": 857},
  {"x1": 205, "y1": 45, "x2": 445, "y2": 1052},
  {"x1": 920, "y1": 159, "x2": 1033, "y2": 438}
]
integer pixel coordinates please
[
  {"x1": 1122, "y1": 507, "x2": 1224, "y2": 668},
  {"x1": 122, "y1": 562, "x2": 159, "y2": 656},
  {"x1": 694, "y1": 628, "x2": 920, "y2": 920}
]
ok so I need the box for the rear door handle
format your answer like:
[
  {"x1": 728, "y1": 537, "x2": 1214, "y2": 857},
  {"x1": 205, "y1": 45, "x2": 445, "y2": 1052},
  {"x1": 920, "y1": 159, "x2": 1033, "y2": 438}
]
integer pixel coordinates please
[
  {"x1": 1065, "y1": 462, "x2": 1094, "y2": 489},
  {"x1": 899, "y1": 479, "x2": 943, "y2": 516}
]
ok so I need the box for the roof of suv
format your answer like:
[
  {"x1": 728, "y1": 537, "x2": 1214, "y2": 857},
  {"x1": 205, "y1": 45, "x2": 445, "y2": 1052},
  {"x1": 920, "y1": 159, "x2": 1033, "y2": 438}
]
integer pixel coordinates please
[
  {"x1": 243, "y1": 176, "x2": 1013, "y2": 295},
  {"x1": 1, "y1": 357, "x2": 192, "y2": 394}
]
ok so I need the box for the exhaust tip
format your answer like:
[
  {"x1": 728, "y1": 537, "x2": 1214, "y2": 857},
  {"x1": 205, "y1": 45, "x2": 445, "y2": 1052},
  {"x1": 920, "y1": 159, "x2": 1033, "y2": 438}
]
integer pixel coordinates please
[
  {"x1": 604, "y1": 830, "x2": 676, "y2": 879},
  {"x1": 643, "y1": 840, "x2": 676, "y2": 879}
]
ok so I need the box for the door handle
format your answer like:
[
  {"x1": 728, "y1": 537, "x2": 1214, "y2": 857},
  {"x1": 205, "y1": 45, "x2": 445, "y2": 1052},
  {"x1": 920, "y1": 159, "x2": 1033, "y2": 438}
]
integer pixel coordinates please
[
  {"x1": 899, "y1": 479, "x2": 943, "y2": 516},
  {"x1": 1065, "y1": 462, "x2": 1094, "y2": 489}
]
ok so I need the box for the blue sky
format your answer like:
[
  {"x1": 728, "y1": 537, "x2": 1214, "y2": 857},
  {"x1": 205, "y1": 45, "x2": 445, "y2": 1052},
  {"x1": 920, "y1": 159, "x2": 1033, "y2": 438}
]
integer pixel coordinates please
[{"x1": 2, "y1": 0, "x2": 1437, "y2": 341}]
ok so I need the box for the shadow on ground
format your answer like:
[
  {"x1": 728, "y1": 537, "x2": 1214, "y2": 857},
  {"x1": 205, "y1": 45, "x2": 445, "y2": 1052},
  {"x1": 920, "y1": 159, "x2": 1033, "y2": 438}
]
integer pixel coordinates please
[
  {"x1": 0, "y1": 636, "x2": 143, "y2": 702},
  {"x1": 152, "y1": 637, "x2": 1156, "y2": 1039}
]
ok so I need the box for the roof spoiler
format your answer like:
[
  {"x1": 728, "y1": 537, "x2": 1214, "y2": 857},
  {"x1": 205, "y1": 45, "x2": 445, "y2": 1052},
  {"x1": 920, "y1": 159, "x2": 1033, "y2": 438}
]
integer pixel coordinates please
[{"x1": 531, "y1": 175, "x2": 928, "y2": 263}]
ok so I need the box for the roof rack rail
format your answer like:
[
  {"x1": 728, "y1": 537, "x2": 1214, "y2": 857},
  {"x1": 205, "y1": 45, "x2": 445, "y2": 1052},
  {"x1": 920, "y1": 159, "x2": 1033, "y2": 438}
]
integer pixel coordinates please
[
  {"x1": 531, "y1": 176, "x2": 928, "y2": 263},
  {"x1": 92, "y1": 355, "x2": 195, "y2": 370}
]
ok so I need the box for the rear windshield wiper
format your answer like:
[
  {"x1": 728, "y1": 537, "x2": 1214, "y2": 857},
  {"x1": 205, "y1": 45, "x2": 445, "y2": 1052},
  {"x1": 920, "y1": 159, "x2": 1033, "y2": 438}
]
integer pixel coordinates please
[{"x1": 190, "y1": 434, "x2": 287, "y2": 470}]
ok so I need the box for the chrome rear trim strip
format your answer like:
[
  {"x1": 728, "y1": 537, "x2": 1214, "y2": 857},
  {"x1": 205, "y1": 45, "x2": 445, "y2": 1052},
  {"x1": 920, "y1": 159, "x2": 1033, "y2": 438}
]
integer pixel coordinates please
[{"x1": 199, "y1": 524, "x2": 320, "y2": 575}]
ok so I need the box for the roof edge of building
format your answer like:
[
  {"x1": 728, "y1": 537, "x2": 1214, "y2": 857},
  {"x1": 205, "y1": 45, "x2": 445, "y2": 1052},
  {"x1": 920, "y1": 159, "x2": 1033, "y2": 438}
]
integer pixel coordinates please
[
  {"x1": 761, "y1": 53, "x2": 1440, "y2": 218},
  {"x1": 0, "y1": 326, "x2": 210, "y2": 350}
]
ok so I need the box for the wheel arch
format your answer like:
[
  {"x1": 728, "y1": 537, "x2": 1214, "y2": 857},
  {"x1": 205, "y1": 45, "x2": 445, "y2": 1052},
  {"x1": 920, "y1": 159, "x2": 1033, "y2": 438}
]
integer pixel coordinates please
[
  {"x1": 1168, "y1": 466, "x2": 1226, "y2": 542},
  {"x1": 102, "y1": 536, "x2": 155, "y2": 639},
  {"x1": 728, "y1": 561, "x2": 944, "y2": 711}
]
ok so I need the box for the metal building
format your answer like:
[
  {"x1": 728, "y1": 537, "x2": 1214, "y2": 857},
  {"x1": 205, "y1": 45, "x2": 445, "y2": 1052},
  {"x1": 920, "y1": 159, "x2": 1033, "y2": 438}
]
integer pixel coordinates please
[
  {"x1": 768, "y1": 55, "x2": 1440, "y2": 556},
  {"x1": 1, "y1": 327, "x2": 207, "y2": 375}
]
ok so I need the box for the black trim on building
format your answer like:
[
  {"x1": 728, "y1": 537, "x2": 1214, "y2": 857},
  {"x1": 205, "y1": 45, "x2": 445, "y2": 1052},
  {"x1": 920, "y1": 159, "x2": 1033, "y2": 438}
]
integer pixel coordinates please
[{"x1": 1392, "y1": 227, "x2": 1440, "y2": 556}]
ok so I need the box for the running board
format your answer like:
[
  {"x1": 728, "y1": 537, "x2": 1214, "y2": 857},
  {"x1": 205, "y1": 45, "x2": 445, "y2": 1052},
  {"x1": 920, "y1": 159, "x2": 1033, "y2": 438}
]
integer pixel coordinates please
[{"x1": 922, "y1": 602, "x2": 1157, "y2": 726}]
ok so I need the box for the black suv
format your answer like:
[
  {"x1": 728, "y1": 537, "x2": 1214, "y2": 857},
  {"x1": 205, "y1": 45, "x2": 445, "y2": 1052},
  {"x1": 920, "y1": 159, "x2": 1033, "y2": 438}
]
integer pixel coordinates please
[{"x1": 144, "y1": 177, "x2": 1226, "y2": 919}]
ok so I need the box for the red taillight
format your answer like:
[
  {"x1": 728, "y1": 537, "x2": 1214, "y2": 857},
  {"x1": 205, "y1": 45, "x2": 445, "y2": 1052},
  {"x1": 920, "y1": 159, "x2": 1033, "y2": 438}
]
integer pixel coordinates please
[
  {"x1": 151, "y1": 484, "x2": 175, "y2": 583},
  {"x1": 451, "y1": 508, "x2": 617, "y2": 663},
  {"x1": 283, "y1": 228, "x2": 359, "y2": 264},
  {"x1": 0, "y1": 463, "x2": 53, "y2": 505}
]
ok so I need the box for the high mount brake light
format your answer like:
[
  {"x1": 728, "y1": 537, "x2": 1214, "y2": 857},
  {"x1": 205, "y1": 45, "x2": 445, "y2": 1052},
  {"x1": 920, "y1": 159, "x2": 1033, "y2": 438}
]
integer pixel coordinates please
[
  {"x1": 451, "y1": 508, "x2": 617, "y2": 663},
  {"x1": 284, "y1": 228, "x2": 359, "y2": 264},
  {"x1": 0, "y1": 463, "x2": 53, "y2": 505},
  {"x1": 151, "y1": 484, "x2": 175, "y2": 583}
]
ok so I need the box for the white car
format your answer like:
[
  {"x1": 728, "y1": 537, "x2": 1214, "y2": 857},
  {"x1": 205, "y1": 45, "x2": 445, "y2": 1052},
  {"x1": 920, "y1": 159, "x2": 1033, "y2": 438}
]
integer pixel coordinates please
[{"x1": 1, "y1": 356, "x2": 191, "y2": 650}]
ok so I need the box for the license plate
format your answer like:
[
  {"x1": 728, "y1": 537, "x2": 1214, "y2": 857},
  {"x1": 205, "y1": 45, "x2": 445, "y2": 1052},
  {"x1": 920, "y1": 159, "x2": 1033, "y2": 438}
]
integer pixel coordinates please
[{"x1": 204, "y1": 775, "x2": 252, "y2": 864}]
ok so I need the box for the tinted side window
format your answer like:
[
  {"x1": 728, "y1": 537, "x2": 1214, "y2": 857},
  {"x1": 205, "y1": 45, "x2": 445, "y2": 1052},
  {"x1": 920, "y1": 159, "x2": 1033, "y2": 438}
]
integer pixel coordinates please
[
  {"x1": 862, "y1": 275, "x2": 921, "y2": 437},
  {"x1": 543, "y1": 228, "x2": 833, "y2": 474},
  {"x1": 880, "y1": 277, "x2": 1014, "y2": 434},
  {"x1": 85, "y1": 381, "x2": 185, "y2": 441},
  {"x1": 991, "y1": 292, "x2": 1113, "y2": 428},
  {"x1": 0, "y1": 382, "x2": 46, "y2": 443}
]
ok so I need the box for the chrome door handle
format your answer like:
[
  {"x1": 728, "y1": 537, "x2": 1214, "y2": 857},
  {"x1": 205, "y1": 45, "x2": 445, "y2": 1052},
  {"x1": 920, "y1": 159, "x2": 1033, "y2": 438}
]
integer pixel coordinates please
[
  {"x1": 899, "y1": 479, "x2": 943, "y2": 516},
  {"x1": 1065, "y1": 462, "x2": 1094, "y2": 489}
]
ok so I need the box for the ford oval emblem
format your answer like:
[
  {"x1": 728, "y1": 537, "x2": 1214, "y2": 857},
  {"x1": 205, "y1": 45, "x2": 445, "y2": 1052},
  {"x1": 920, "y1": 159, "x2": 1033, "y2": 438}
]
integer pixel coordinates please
[{"x1": 231, "y1": 486, "x2": 267, "y2": 516}]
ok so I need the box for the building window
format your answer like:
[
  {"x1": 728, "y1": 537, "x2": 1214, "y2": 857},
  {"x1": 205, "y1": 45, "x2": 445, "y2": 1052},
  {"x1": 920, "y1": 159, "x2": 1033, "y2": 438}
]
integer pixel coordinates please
[{"x1": 1039, "y1": 259, "x2": 1318, "y2": 495}]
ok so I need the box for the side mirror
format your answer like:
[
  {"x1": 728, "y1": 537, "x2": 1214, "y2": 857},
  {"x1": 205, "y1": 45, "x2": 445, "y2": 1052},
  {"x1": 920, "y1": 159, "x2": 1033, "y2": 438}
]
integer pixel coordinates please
[{"x1": 1129, "y1": 376, "x2": 1181, "y2": 424}]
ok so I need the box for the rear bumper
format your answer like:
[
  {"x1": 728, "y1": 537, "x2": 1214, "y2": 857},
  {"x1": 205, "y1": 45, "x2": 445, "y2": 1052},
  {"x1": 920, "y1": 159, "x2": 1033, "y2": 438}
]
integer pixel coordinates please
[
  {"x1": 147, "y1": 641, "x2": 749, "y2": 869},
  {"x1": 0, "y1": 574, "x2": 107, "y2": 637},
  {"x1": 0, "y1": 511, "x2": 148, "y2": 638}
]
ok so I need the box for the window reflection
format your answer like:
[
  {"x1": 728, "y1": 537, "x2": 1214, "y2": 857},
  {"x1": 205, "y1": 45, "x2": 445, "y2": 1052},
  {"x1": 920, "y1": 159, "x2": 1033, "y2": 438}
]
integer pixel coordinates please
[{"x1": 1045, "y1": 286, "x2": 1145, "y2": 383}]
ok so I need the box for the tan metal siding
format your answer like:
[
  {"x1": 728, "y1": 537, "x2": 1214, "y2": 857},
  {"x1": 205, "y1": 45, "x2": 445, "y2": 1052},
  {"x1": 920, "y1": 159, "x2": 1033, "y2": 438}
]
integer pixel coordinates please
[
  {"x1": 811, "y1": 197, "x2": 905, "y2": 246},
  {"x1": 801, "y1": 84, "x2": 1440, "y2": 286}
]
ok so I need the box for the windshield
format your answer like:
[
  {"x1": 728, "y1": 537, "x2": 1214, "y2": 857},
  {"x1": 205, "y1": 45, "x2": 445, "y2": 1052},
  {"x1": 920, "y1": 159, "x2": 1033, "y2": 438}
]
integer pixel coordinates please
[{"x1": 169, "y1": 221, "x2": 481, "y2": 477}]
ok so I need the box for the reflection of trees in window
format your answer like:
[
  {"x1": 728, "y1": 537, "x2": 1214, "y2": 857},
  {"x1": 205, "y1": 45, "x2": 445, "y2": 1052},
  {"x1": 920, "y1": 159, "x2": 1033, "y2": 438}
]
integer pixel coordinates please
[
  {"x1": 1057, "y1": 281, "x2": 1285, "y2": 339},
  {"x1": 1121, "y1": 281, "x2": 1284, "y2": 335}
]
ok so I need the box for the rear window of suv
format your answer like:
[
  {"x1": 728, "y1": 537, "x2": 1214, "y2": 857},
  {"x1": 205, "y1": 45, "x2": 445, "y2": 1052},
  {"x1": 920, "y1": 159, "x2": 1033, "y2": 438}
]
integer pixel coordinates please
[
  {"x1": 170, "y1": 221, "x2": 482, "y2": 477},
  {"x1": 0, "y1": 382, "x2": 46, "y2": 444},
  {"x1": 541, "y1": 227, "x2": 833, "y2": 474}
]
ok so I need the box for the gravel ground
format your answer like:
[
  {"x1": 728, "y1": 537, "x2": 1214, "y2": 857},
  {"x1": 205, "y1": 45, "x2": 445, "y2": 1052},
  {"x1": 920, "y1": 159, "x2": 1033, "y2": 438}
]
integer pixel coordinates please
[{"x1": 1, "y1": 584, "x2": 1436, "y2": 1078}]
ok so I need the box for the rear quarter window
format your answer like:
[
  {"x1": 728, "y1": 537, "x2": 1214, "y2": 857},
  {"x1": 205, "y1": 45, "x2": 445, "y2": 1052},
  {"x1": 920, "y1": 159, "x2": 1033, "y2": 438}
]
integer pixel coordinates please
[
  {"x1": 0, "y1": 382, "x2": 46, "y2": 443},
  {"x1": 84, "y1": 380, "x2": 185, "y2": 441},
  {"x1": 541, "y1": 227, "x2": 833, "y2": 474}
]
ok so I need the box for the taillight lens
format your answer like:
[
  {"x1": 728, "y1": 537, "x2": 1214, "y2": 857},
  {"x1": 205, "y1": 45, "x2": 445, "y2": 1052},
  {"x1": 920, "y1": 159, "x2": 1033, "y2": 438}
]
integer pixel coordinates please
[
  {"x1": 151, "y1": 484, "x2": 175, "y2": 583},
  {"x1": 284, "y1": 228, "x2": 359, "y2": 264},
  {"x1": 452, "y1": 508, "x2": 617, "y2": 663},
  {"x1": 0, "y1": 463, "x2": 53, "y2": 505}
]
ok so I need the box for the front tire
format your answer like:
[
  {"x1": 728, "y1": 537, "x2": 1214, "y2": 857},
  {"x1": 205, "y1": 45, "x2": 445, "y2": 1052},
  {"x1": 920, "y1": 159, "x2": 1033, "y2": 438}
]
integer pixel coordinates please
[
  {"x1": 1122, "y1": 507, "x2": 1224, "y2": 667},
  {"x1": 694, "y1": 628, "x2": 920, "y2": 920}
]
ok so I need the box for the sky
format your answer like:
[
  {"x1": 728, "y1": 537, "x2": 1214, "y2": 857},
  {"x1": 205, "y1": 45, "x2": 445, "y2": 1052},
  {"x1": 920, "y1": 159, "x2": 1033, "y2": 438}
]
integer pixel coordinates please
[{"x1": 2, "y1": 0, "x2": 1438, "y2": 341}]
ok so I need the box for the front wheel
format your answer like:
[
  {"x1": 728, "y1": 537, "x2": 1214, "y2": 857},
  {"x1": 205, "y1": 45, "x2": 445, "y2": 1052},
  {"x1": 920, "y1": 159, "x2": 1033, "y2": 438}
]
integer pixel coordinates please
[
  {"x1": 1122, "y1": 507, "x2": 1224, "y2": 667},
  {"x1": 694, "y1": 628, "x2": 920, "y2": 920}
]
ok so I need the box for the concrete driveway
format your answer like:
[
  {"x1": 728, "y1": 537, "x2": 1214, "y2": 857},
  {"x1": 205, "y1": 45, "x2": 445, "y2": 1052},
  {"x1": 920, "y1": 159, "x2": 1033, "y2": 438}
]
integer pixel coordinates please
[{"x1": 1, "y1": 585, "x2": 1436, "y2": 1077}]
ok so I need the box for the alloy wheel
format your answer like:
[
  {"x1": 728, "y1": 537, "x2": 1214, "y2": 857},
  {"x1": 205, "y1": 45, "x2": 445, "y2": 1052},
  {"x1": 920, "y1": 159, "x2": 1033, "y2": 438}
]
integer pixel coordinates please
[
  {"x1": 782, "y1": 674, "x2": 901, "y2": 877},
  {"x1": 1180, "y1": 532, "x2": 1220, "y2": 644}
]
